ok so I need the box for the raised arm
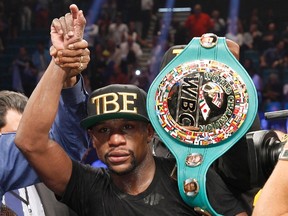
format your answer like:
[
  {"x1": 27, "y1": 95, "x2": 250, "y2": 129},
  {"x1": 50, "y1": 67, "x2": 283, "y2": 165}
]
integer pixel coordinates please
[
  {"x1": 50, "y1": 41, "x2": 90, "y2": 161},
  {"x1": 1, "y1": 5, "x2": 88, "y2": 198},
  {"x1": 15, "y1": 4, "x2": 88, "y2": 195},
  {"x1": 0, "y1": 43, "x2": 89, "y2": 197},
  {"x1": 46, "y1": 4, "x2": 89, "y2": 162},
  {"x1": 15, "y1": 57, "x2": 76, "y2": 195},
  {"x1": 51, "y1": 42, "x2": 90, "y2": 162}
]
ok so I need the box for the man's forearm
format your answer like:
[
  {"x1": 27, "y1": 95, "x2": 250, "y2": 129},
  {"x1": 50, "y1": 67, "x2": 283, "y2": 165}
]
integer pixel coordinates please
[{"x1": 51, "y1": 75, "x2": 90, "y2": 161}]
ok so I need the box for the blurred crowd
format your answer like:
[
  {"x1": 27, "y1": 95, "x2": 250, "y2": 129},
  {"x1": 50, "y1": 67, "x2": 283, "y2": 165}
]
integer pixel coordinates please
[{"x1": 1, "y1": 0, "x2": 288, "y2": 130}]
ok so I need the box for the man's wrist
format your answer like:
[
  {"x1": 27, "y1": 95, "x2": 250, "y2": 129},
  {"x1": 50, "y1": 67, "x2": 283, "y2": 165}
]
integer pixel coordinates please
[
  {"x1": 63, "y1": 75, "x2": 79, "y2": 88},
  {"x1": 61, "y1": 74, "x2": 86, "y2": 105}
]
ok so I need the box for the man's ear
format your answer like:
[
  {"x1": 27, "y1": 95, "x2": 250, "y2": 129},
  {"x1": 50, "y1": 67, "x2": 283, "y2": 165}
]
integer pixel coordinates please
[
  {"x1": 147, "y1": 123, "x2": 155, "y2": 143},
  {"x1": 87, "y1": 129, "x2": 97, "y2": 148}
]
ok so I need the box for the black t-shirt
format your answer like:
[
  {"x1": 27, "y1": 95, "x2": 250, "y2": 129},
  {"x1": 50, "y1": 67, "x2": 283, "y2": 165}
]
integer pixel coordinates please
[{"x1": 61, "y1": 157, "x2": 245, "y2": 216}]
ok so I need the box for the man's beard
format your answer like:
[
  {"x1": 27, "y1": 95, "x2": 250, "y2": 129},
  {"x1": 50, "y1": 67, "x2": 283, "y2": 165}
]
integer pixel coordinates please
[{"x1": 105, "y1": 150, "x2": 137, "y2": 176}]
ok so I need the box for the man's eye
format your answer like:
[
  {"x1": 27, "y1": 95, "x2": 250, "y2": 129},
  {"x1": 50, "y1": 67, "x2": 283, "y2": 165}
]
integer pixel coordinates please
[
  {"x1": 123, "y1": 124, "x2": 133, "y2": 130},
  {"x1": 98, "y1": 128, "x2": 109, "y2": 133}
]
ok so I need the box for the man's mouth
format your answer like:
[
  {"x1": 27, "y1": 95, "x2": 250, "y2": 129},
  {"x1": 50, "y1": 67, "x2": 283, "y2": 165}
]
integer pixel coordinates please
[{"x1": 107, "y1": 150, "x2": 130, "y2": 164}]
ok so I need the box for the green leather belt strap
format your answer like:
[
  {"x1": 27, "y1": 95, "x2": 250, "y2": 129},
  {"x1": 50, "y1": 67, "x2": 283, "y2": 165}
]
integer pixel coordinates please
[{"x1": 147, "y1": 33, "x2": 258, "y2": 215}]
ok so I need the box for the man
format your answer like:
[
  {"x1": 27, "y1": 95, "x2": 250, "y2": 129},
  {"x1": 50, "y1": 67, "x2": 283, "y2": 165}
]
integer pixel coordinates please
[
  {"x1": 0, "y1": 4, "x2": 90, "y2": 215},
  {"x1": 15, "y1": 79, "x2": 249, "y2": 215},
  {"x1": 184, "y1": 4, "x2": 214, "y2": 39},
  {"x1": 14, "y1": 11, "x2": 249, "y2": 213}
]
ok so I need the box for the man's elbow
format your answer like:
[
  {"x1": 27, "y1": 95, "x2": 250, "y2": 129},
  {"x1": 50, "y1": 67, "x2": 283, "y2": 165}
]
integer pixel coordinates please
[
  {"x1": 15, "y1": 129, "x2": 29, "y2": 152},
  {"x1": 15, "y1": 129, "x2": 42, "y2": 153}
]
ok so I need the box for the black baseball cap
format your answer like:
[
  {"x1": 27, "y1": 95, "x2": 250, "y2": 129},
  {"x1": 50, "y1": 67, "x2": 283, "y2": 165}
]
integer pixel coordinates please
[{"x1": 81, "y1": 84, "x2": 149, "y2": 129}]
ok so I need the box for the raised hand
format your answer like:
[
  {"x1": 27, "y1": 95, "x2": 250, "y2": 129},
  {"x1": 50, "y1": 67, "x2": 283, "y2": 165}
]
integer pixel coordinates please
[
  {"x1": 49, "y1": 4, "x2": 89, "y2": 81},
  {"x1": 50, "y1": 40, "x2": 90, "y2": 78},
  {"x1": 50, "y1": 4, "x2": 86, "y2": 50}
]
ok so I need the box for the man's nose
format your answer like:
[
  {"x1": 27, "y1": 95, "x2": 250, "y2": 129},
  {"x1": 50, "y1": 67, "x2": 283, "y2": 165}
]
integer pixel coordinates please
[{"x1": 108, "y1": 132, "x2": 126, "y2": 146}]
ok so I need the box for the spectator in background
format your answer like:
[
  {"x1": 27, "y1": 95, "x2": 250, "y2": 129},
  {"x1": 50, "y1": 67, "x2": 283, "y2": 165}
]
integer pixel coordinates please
[
  {"x1": 141, "y1": 0, "x2": 154, "y2": 40},
  {"x1": 108, "y1": 13, "x2": 128, "y2": 46},
  {"x1": 0, "y1": 0, "x2": 4, "y2": 17},
  {"x1": 225, "y1": 19, "x2": 244, "y2": 51},
  {"x1": 283, "y1": 82, "x2": 288, "y2": 107},
  {"x1": 88, "y1": 43, "x2": 108, "y2": 90},
  {"x1": 0, "y1": 0, "x2": 7, "y2": 51},
  {"x1": 125, "y1": 20, "x2": 148, "y2": 47},
  {"x1": 242, "y1": 23, "x2": 263, "y2": 51},
  {"x1": 34, "y1": 0, "x2": 50, "y2": 30},
  {"x1": 108, "y1": 61, "x2": 130, "y2": 84},
  {"x1": 261, "y1": 8, "x2": 278, "y2": 31},
  {"x1": 101, "y1": 0, "x2": 117, "y2": 22},
  {"x1": 246, "y1": 10, "x2": 264, "y2": 51},
  {"x1": 184, "y1": 4, "x2": 214, "y2": 39},
  {"x1": 261, "y1": 22, "x2": 279, "y2": 52},
  {"x1": 105, "y1": 37, "x2": 122, "y2": 65},
  {"x1": 243, "y1": 58, "x2": 263, "y2": 106},
  {"x1": 262, "y1": 73, "x2": 283, "y2": 116},
  {"x1": 281, "y1": 24, "x2": 288, "y2": 45},
  {"x1": 5, "y1": 0, "x2": 20, "y2": 39},
  {"x1": 19, "y1": 0, "x2": 33, "y2": 32},
  {"x1": 260, "y1": 39, "x2": 287, "y2": 68},
  {"x1": 31, "y1": 40, "x2": 51, "y2": 82},
  {"x1": 130, "y1": 68, "x2": 150, "y2": 92},
  {"x1": 119, "y1": 32, "x2": 143, "y2": 69},
  {"x1": 173, "y1": 20, "x2": 188, "y2": 45},
  {"x1": 147, "y1": 35, "x2": 170, "y2": 82},
  {"x1": 247, "y1": 8, "x2": 264, "y2": 31},
  {"x1": 84, "y1": 20, "x2": 99, "y2": 50},
  {"x1": 0, "y1": 14, "x2": 8, "y2": 52},
  {"x1": 88, "y1": 40, "x2": 121, "y2": 91},
  {"x1": 271, "y1": 52, "x2": 288, "y2": 74},
  {"x1": 210, "y1": 9, "x2": 226, "y2": 36},
  {"x1": 11, "y1": 46, "x2": 38, "y2": 97},
  {"x1": 93, "y1": 12, "x2": 111, "y2": 47},
  {"x1": 123, "y1": 0, "x2": 141, "y2": 32}
]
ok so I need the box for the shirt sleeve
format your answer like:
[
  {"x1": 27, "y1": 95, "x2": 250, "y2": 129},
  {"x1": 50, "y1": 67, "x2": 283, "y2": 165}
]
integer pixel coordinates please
[
  {"x1": 50, "y1": 75, "x2": 90, "y2": 161},
  {"x1": 0, "y1": 133, "x2": 39, "y2": 197}
]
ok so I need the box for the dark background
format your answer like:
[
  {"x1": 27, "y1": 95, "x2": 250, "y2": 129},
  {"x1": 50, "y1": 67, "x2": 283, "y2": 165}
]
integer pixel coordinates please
[{"x1": 155, "y1": 0, "x2": 288, "y2": 25}]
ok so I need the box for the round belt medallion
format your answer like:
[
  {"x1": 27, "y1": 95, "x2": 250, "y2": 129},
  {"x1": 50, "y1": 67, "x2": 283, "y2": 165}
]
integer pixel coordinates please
[{"x1": 155, "y1": 59, "x2": 248, "y2": 146}]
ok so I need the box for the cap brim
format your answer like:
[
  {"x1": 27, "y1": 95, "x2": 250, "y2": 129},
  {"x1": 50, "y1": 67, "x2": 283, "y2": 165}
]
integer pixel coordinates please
[{"x1": 80, "y1": 113, "x2": 149, "y2": 129}]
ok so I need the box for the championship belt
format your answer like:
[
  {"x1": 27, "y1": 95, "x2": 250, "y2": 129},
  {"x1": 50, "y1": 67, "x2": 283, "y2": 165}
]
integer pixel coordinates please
[{"x1": 147, "y1": 33, "x2": 258, "y2": 215}]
